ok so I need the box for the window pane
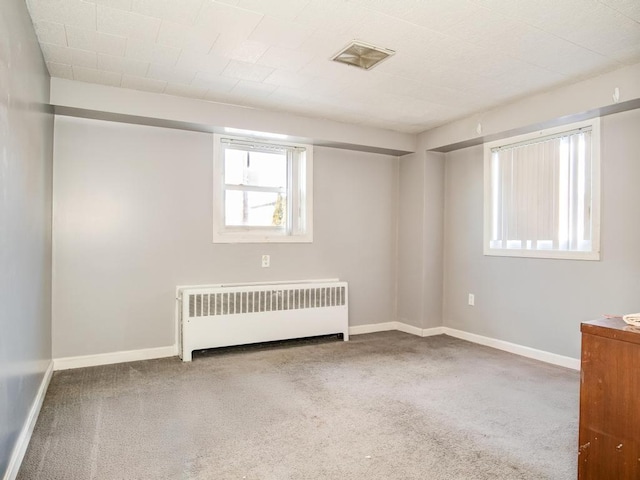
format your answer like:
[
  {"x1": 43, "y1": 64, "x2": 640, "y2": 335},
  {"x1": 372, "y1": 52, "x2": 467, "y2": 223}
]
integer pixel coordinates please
[
  {"x1": 225, "y1": 190, "x2": 287, "y2": 227},
  {"x1": 224, "y1": 148, "x2": 287, "y2": 188},
  {"x1": 224, "y1": 149, "x2": 247, "y2": 185},
  {"x1": 485, "y1": 121, "x2": 599, "y2": 259}
]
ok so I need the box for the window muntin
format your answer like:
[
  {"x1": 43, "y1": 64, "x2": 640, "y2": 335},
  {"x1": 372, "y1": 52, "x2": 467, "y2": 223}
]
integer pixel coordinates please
[
  {"x1": 484, "y1": 119, "x2": 600, "y2": 260},
  {"x1": 213, "y1": 134, "x2": 312, "y2": 243}
]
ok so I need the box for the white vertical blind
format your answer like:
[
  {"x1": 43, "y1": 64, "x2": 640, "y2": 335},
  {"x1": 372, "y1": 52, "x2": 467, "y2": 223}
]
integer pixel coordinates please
[{"x1": 490, "y1": 128, "x2": 593, "y2": 252}]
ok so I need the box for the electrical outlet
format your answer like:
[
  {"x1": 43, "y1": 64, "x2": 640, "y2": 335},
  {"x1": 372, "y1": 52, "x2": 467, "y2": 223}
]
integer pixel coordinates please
[
  {"x1": 261, "y1": 255, "x2": 270, "y2": 268},
  {"x1": 468, "y1": 294, "x2": 475, "y2": 306}
]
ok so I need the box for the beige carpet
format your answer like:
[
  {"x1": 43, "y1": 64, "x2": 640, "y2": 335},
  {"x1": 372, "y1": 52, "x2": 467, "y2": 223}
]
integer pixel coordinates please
[{"x1": 18, "y1": 332, "x2": 579, "y2": 479}]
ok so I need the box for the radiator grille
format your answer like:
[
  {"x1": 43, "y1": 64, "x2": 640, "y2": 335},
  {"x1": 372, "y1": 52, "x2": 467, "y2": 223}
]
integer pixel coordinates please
[{"x1": 187, "y1": 286, "x2": 346, "y2": 318}]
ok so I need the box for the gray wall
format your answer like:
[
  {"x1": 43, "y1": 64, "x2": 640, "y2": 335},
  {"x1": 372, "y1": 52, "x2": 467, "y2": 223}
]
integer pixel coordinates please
[
  {"x1": 397, "y1": 152, "x2": 445, "y2": 329},
  {"x1": 0, "y1": 1, "x2": 53, "y2": 476},
  {"x1": 397, "y1": 153, "x2": 425, "y2": 328},
  {"x1": 442, "y1": 108, "x2": 640, "y2": 359},
  {"x1": 52, "y1": 116, "x2": 398, "y2": 358}
]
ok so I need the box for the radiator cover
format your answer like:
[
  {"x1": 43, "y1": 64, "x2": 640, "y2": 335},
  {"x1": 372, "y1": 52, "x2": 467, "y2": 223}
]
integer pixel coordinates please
[{"x1": 177, "y1": 281, "x2": 349, "y2": 361}]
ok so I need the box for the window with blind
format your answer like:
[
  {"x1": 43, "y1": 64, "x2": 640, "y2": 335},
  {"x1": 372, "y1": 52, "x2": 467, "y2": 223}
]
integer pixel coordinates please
[
  {"x1": 213, "y1": 134, "x2": 313, "y2": 243},
  {"x1": 483, "y1": 119, "x2": 600, "y2": 260}
]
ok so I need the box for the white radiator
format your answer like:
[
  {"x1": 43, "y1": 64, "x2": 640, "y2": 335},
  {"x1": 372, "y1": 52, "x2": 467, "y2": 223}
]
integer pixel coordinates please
[{"x1": 177, "y1": 280, "x2": 349, "y2": 361}]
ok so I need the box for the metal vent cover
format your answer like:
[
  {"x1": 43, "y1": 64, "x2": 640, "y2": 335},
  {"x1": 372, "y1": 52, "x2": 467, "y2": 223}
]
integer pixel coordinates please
[
  {"x1": 331, "y1": 40, "x2": 395, "y2": 70},
  {"x1": 188, "y1": 286, "x2": 346, "y2": 318}
]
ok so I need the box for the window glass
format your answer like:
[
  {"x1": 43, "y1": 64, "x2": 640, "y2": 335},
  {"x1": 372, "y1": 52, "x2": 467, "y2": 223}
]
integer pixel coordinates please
[
  {"x1": 484, "y1": 119, "x2": 600, "y2": 260},
  {"x1": 213, "y1": 134, "x2": 313, "y2": 243}
]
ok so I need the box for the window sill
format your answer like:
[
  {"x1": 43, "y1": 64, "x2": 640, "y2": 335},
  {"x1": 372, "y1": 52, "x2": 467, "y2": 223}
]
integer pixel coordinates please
[
  {"x1": 213, "y1": 232, "x2": 313, "y2": 244},
  {"x1": 483, "y1": 247, "x2": 600, "y2": 261}
]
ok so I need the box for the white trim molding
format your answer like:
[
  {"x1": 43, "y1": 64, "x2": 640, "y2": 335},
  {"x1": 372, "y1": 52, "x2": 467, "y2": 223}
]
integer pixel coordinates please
[
  {"x1": 442, "y1": 327, "x2": 580, "y2": 370},
  {"x1": 349, "y1": 322, "x2": 444, "y2": 338},
  {"x1": 53, "y1": 345, "x2": 178, "y2": 371},
  {"x1": 348, "y1": 322, "x2": 397, "y2": 336},
  {"x1": 349, "y1": 322, "x2": 580, "y2": 370},
  {"x1": 4, "y1": 361, "x2": 53, "y2": 480}
]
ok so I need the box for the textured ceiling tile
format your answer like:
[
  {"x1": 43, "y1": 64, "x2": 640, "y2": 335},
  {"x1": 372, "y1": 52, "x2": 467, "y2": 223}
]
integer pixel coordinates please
[
  {"x1": 26, "y1": 0, "x2": 640, "y2": 133},
  {"x1": 26, "y1": 0, "x2": 97, "y2": 28},
  {"x1": 445, "y1": 6, "x2": 527, "y2": 52},
  {"x1": 125, "y1": 38, "x2": 180, "y2": 66},
  {"x1": 249, "y1": 16, "x2": 311, "y2": 49},
  {"x1": 600, "y1": 0, "x2": 640, "y2": 22},
  {"x1": 180, "y1": 26, "x2": 220, "y2": 54},
  {"x1": 33, "y1": 21, "x2": 68, "y2": 47},
  {"x1": 86, "y1": 0, "x2": 133, "y2": 11},
  {"x1": 40, "y1": 44, "x2": 99, "y2": 69},
  {"x1": 345, "y1": 10, "x2": 423, "y2": 51},
  {"x1": 230, "y1": 80, "x2": 277, "y2": 100},
  {"x1": 73, "y1": 66, "x2": 122, "y2": 86},
  {"x1": 502, "y1": 26, "x2": 616, "y2": 77},
  {"x1": 196, "y1": 1, "x2": 262, "y2": 34},
  {"x1": 64, "y1": 25, "x2": 98, "y2": 50},
  {"x1": 228, "y1": 41, "x2": 269, "y2": 64},
  {"x1": 131, "y1": 0, "x2": 205, "y2": 24},
  {"x1": 540, "y1": 3, "x2": 640, "y2": 58},
  {"x1": 345, "y1": 0, "x2": 415, "y2": 18},
  {"x1": 155, "y1": 21, "x2": 189, "y2": 48},
  {"x1": 40, "y1": 43, "x2": 73, "y2": 64},
  {"x1": 255, "y1": 46, "x2": 312, "y2": 71},
  {"x1": 298, "y1": 29, "x2": 351, "y2": 58},
  {"x1": 613, "y1": 42, "x2": 640, "y2": 65},
  {"x1": 68, "y1": 48, "x2": 98, "y2": 69},
  {"x1": 164, "y1": 82, "x2": 209, "y2": 99},
  {"x1": 175, "y1": 51, "x2": 229, "y2": 75},
  {"x1": 147, "y1": 63, "x2": 197, "y2": 84},
  {"x1": 46, "y1": 61, "x2": 74, "y2": 79},
  {"x1": 399, "y1": 0, "x2": 483, "y2": 33},
  {"x1": 263, "y1": 69, "x2": 313, "y2": 89},
  {"x1": 121, "y1": 73, "x2": 166, "y2": 92},
  {"x1": 97, "y1": 5, "x2": 161, "y2": 42},
  {"x1": 236, "y1": 0, "x2": 311, "y2": 21},
  {"x1": 274, "y1": 86, "x2": 314, "y2": 102},
  {"x1": 156, "y1": 21, "x2": 219, "y2": 53},
  {"x1": 97, "y1": 53, "x2": 149, "y2": 76},
  {"x1": 479, "y1": 0, "x2": 640, "y2": 57},
  {"x1": 94, "y1": 31, "x2": 127, "y2": 56},
  {"x1": 222, "y1": 60, "x2": 274, "y2": 82},
  {"x1": 66, "y1": 26, "x2": 127, "y2": 56},
  {"x1": 295, "y1": 0, "x2": 366, "y2": 34},
  {"x1": 192, "y1": 72, "x2": 238, "y2": 92}
]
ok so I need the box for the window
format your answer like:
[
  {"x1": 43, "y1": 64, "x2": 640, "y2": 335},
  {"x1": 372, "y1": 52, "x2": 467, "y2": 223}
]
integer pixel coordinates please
[
  {"x1": 484, "y1": 118, "x2": 600, "y2": 260},
  {"x1": 213, "y1": 134, "x2": 313, "y2": 243}
]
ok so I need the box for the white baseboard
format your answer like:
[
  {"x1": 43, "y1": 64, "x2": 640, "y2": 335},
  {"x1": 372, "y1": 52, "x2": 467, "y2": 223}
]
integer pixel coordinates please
[
  {"x1": 442, "y1": 327, "x2": 580, "y2": 370},
  {"x1": 53, "y1": 345, "x2": 178, "y2": 371},
  {"x1": 350, "y1": 322, "x2": 444, "y2": 338},
  {"x1": 348, "y1": 322, "x2": 580, "y2": 370},
  {"x1": 396, "y1": 322, "x2": 445, "y2": 337},
  {"x1": 4, "y1": 361, "x2": 53, "y2": 480},
  {"x1": 348, "y1": 322, "x2": 397, "y2": 335}
]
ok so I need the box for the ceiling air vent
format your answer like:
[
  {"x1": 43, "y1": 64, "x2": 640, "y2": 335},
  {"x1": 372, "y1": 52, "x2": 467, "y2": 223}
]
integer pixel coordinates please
[{"x1": 331, "y1": 40, "x2": 395, "y2": 70}]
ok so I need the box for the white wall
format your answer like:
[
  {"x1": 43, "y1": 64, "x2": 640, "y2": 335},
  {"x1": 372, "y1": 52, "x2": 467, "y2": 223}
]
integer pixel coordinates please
[
  {"x1": 52, "y1": 116, "x2": 398, "y2": 359},
  {"x1": 442, "y1": 108, "x2": 640, "y2": 359},
  {"x1": 0, "y1": 2, "x2": 53, "y2": 476}
]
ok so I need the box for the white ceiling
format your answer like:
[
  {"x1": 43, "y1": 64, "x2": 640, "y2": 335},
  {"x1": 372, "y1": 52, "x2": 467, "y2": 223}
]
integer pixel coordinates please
[{"x1": 26, "y1": 0, "x2": 640, "y2": 133}]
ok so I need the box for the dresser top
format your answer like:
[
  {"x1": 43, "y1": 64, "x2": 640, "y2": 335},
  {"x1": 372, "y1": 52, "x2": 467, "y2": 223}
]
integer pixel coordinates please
[{"x1": 581, "y1": 317, "x2": 640, "y2": 345}]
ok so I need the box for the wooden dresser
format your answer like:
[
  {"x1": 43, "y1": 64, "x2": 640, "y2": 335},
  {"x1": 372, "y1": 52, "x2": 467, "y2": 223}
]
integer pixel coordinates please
[{"x1": 578, "y1": 318, "x2": 640, "y2": 479}]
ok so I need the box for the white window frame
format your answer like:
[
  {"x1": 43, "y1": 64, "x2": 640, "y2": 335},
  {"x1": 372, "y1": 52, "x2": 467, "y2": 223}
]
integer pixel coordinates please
[
  {"x1": 483, "y1": 118, "x2": 601, "y2": 261},
  {"x1": 213, "y1": 133, "x2": 313, "y2": 243}
]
